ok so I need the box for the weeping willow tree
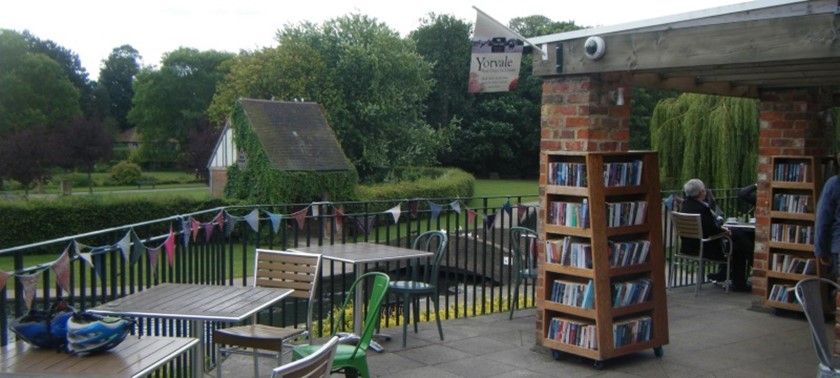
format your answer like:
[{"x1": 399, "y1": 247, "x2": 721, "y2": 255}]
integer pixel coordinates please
[{"x1": 650, "y1": 93, "x2": 758, "y2": 191}]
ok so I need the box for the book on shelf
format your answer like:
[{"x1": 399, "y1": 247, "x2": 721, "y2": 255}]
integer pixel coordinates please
[
  {"x1": 603, "y1": 160, "x2": 643, "y2": 187},
  {"x1": 772, "y1": 193, "x2": 811, "y2": 213},
  {"x1": 547, "y1": 317, "x2": 598, "y2": 350},
  {"x1": 768, "y1": 284, "x2": 797, "y2": 304},
  {"x1": 608, "y1": 240, "x2": 651, "y2": 267},
  {"x1": 773, "y1": 162, "x2": 810, "y2": 182},
  {"x1": 548, "y1": 162, "x2": 588, "y2": 187},
  {"x1": 551, "y1": 279, "x2": 595, "y2": 309},
  {"x1": 613, "y1": 315, "x2": 652, "y2": 348},
  {"x1": 612, "y1": 278, "x2": 653, "y2": 308},
  {"x1": 769, "y1": 224, "x2": 814, "y2": 244},
  {"x1": 771, "y1": 254, "x2": 816, "y2": 275},
  {"x1": 606, "y1": 201, "x2": 647, "y2": 227},
  {"x1": 548, "y1": 200, "x2": 589, "y2": 228},
  {"x1": 546, "y1": 236, "x2": 593, "y2": 268}
]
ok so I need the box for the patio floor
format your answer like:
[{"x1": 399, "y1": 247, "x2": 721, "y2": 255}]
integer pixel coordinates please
[{"x1": 216, "y1": 284, "x2": 821, "y2": 377}]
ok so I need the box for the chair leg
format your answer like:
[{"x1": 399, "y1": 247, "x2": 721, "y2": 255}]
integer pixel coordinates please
[
  {"x1": 252, "y1": 350, "x2": 259, "y2": 378},
  {"x1": 509, "y1": 277, "x2": 521, "y2": 320},
  {"x1": 695, "y1": 260, "x2": 704, "y2": 296},
  {"x1": 402, "y1": 293, "x2": 410, "y2": 348},
  {"x1": 412, "y1": 297, "x2": 420, "y2": 334},
  {"x1": 432, "y1": 294, "x2": 444, "y2": 341}
]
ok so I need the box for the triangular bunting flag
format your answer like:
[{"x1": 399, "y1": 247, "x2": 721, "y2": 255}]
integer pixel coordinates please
[
  {"x1": 116, "y1": 231, "x2": 131, "y2": 261},
  {"x1": 215, "y1": 210, "x2": 225, "y2": 231},
  {"x1": 204, "y1": 222, "x2": 215, "y2": 242},
  {"x1": 191, "y1": 218, "x2": 201, "y2": 242},
  {"x1": 502, "y1": 200, "x2": 512, "y2": 215},
  {"x1": 180, "y1": 217, "x2": 191, "y2": 247},
  {"x1": 225, "y1": 212, "x2": 236, "y2": 236},
  {"x1": 244, "y1": 209, "x2": 260, "y2": 232},
  {"x1": 333, "y1": 209, "x2": 345, "y2": 227},
  {"x1": 430, "y1": 202, "x2": 442, "y2": 221},
  {"x1": 467, "y1": 208, "x2": 477, "y2": 224},
  {"x1": 386, "y1": 204, "x2": 401, "y2": 224},
  {"x1": 484, "y1": 213, "x2": 497, "y2": 230},
  {"x1": 51, "y1": 248, "x2": 71, "y2": 295},
  {"x1": 78, "y1": 252, "x2": 95, "y2": 270},
  {"x1": 311, "y1": 204, "x2": 320, "y2": 217},
  {"x1": 130, "y1": 230, "x2": 144, "y2": 265},
  {"x1": 450, "y1": 200, "x2": 461, "y2": 214},
  {"x1": 266, "y1": 211, "x2": 283, "y2": 234},
  {"x1": 292, "y1": 207, "x2": 308, "y2": 230},
  {"x1": 18, "y1": 273, "x2": 39, "y2": 310},
  {"x1": 0, "y1": 270, "x2": 10, "y2": 291},
  {"x1": 516, "y1": 204, "x2": 527, "y2": 222},
  {"x1": 164, "y1": 228, "x2": 176, "y2": 266},
  {"x1": 73, "y1": 240, "x2": 88, "y2": 256},
  {"x1": 356, "y1": 215, "x2": 377, "y2": 236},
  {"x1": 148, "y1": 248, "x2": 160, "y2": 277}
]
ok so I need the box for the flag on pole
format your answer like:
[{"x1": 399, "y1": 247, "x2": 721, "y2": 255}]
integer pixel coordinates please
[{"x1": 469, "y1": 7, "x2": 525, "y2": 93}]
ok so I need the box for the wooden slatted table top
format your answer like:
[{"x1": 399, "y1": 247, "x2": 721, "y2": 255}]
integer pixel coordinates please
[
  {"x1": 0, "y1": 336, "x2": 197, "y2": 378},
  {"x1": 291, "y1": 242, "x2": 433, "y2": 264},
  {"x1": 89, "y1": 284, "x2": 293, "y2": 322}
]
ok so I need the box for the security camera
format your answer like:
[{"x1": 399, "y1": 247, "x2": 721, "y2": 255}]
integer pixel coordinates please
[{"x1": 584, "y1": 36, "x2": 606, "y2": 60}]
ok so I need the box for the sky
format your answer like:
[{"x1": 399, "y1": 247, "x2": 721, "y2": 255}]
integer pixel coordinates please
[{"x1": 1, "y1": 0, "x2": 749, "y2": 80}]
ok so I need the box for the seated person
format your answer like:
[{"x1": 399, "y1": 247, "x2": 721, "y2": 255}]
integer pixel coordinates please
[{"x1": 680, "y1": 179, "x2": 754, "y2": 292}]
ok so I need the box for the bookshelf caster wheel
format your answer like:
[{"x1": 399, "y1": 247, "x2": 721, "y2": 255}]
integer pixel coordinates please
[
  {"x1": 593, "y1": 360, "x2": 604, "y2": 370},
  {"x1": 551, "y1": 350, "x2": 562, "y2": 360},
  {"x1": 654, "y1": 346, "x2": 664, "y2": 358}
]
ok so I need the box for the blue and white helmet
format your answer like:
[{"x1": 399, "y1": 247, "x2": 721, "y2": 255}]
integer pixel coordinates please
[
  {"x1": 11, "y1": 301, "x2": 74, "y2": 349},
  {"x1": 66, "y1": 312, "x2": 134, "y2": 355}
]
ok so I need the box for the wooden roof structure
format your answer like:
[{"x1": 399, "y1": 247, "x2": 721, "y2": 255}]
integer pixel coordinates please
[
  {"x1": 531, "y1": 0, "x2": 840, "y2": 98},
  {"x1": 238, "y1": 99, "x2": 352, "y2": 172}
]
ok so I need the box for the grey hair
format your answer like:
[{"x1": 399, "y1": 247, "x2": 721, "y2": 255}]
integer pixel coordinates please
[{"x1": 683, "y1": 179, "x2": 705, "y2": 198}]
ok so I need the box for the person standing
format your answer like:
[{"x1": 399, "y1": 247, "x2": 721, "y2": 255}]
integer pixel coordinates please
[
  {"x1": 680, "y1": 179, "x2": 753, "y2": 291},
  {"x1": 815, "y1": 155, "x2": 840, "y2": 276}
]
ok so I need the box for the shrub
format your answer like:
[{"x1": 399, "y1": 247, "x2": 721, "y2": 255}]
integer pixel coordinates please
[{"x1": 110, "y1": 161, "x2": 142, "y2": 185}]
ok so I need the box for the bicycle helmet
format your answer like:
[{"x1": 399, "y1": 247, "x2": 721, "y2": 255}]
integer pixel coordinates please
[
  {"x1": 66, "y1": 312, "x2": 134, "y2": 355},
  {"x1": 11, "y1": 300, "x2": 75, "y2": 349}
]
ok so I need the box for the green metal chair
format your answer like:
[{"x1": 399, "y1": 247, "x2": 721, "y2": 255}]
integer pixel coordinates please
[
  {"x1": 509, "y1": 226, "x2": 538, "y2": 319},
  {"x1": 291, "y1": 272, "x2": 390, "y2": 378},
  {"x1": 387, "y1": 230, "x2": 448, "y2": 347}
]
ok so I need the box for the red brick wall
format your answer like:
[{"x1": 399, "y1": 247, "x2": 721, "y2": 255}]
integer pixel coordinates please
[
  {"x1": 754, "y1": 88, "x2": 832, "y2": 299},
  {"x1": 537, "y1": 73, "x2": 632, "y2": 345}
]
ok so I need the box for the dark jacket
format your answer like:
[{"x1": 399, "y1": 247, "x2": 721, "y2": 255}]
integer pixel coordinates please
[
  {"x1": 680, "y1": 196, "x2": 726, "y2": 258},
  {"x1": 737, "y1": 184, "x2": 757, "y2": 206}
]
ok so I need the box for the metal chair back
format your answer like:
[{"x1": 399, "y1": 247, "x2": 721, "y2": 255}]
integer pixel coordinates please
[
  {"x1": 270, "y1": 336, "x2": 339, "y2": 378},
  {"x1": 794, "y1": 277, "x2": 840, "y2": 376}
]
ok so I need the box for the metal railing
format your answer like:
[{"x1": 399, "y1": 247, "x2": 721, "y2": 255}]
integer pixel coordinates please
[{"x1": 0, "y1": 189, "x2": 749, "y2": 374}]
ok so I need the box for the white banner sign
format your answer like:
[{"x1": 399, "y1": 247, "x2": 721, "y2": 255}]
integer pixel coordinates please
[{"x1": 469, "y1": 10, "x2": 524, "y2": 93}]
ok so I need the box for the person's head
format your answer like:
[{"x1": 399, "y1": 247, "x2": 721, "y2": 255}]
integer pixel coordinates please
[{"x1": 683, "y1": 179, "x2": 706, "y2": 200}]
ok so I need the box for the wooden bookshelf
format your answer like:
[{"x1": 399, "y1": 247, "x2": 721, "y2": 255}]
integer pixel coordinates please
[
  {"x1": 540, "y1": 151, "x2": 668, "y2": 369},
  {"x1": 766, "y1": 155, "x2": 830, "y2": 312}
]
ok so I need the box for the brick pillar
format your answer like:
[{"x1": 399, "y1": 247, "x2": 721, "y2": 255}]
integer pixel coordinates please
[
  {"x1": 536, "y1": 73, "x2": 632, "y2": 346},
  {"x1": 755, "y1": 88, "x2": 832, "y2": 301}
]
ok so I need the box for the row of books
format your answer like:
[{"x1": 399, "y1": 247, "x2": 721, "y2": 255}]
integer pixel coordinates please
[
  {"x1": 613, "y1": 278, "x2": 652, "y2": 308},
  {"x1": 608, "y1": 240, "x2": 651, "y2": 267},
  {"x1": 604, "y1": 160, "x2": 643, "y2": 187},
  {"x1": 545, "y1": 237, "x2": 592, "y2": 268},
  {"x1": 773, "y1": 162, "x2": 810, "y2": 183},
  {"x1": 613, "y1": 315, "x2": 652, "y2": 348},
  {"x1": 771, "y1": 254, "x2": 816, "y2": 275},
  {"x1": 769, "y1": 223, "x2": 814, "y2": 245},
  {"x1": 550, "y1": 280, "x2": 595, "y2": 309},
  {"x1": 606, "y1": 201, "x2": 647, "y2": 227},
  {"x1": 548, "y1": 200, "x2": 590, "y2": 228},
  {"x1": 548, "y1": 162, "x2": 588, "y2": 187},
  {"x1": 768, "y1": 284, "x2": 797, "y2": 304},
  {"x1": 547, "y1": 317, "x2": 598, "y2": 350},
  {"x1": 772, "y1": 193, "x2": 811, "y2": 213}
]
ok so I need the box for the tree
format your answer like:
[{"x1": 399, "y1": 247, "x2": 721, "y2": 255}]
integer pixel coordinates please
[
  {"x1": 212, "y1": 14, "x2": 449, "y2": 179},
  {"x1": 0, "y1": 127, "x2": 55, "y2": 196},
  {"x1": 129, "y1": 48, "x2": 234, "y2": 169},
  {"x1": 179, "y1": 119, "x2": 222, "y2": 181},
  {"x1": 0, "y1": 29, "x2": 81, "y2": 134},
  {"x1": 650, "y1": 94, "x2": 759, "y2": 191},
  {"x1": 98, "y1": 45, "x2": 141, "y2": 131},
  {"x1": 53, "y1": 117, "x2": 114, "y2": 193}
]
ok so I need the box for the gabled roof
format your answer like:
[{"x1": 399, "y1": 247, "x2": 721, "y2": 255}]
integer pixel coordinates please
[{"x1": 238, "y1": 99, "x2": 352, "y2": 172}]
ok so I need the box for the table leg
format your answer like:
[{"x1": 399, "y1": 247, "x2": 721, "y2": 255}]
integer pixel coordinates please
[{"x1": 191, "y1": 320, "x2": 203, "y2": 378}]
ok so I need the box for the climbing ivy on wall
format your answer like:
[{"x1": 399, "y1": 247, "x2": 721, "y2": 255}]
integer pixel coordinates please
[
  {"x1": 650, "y1": 93, "x2": 758, "y2": 191},
  {"x1": 224, "y1": 104, "x2": 359, "y2": 204}
]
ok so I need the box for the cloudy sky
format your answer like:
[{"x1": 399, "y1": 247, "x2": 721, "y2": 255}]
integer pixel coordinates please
[{"x1": 1, "y1": 0, "x2": 749, "y2": 79}]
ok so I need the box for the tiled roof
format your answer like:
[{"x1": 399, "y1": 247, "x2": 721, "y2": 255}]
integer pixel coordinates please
[{"x1": 238, "y1": 99, "x2": 352, "y2": 172}]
